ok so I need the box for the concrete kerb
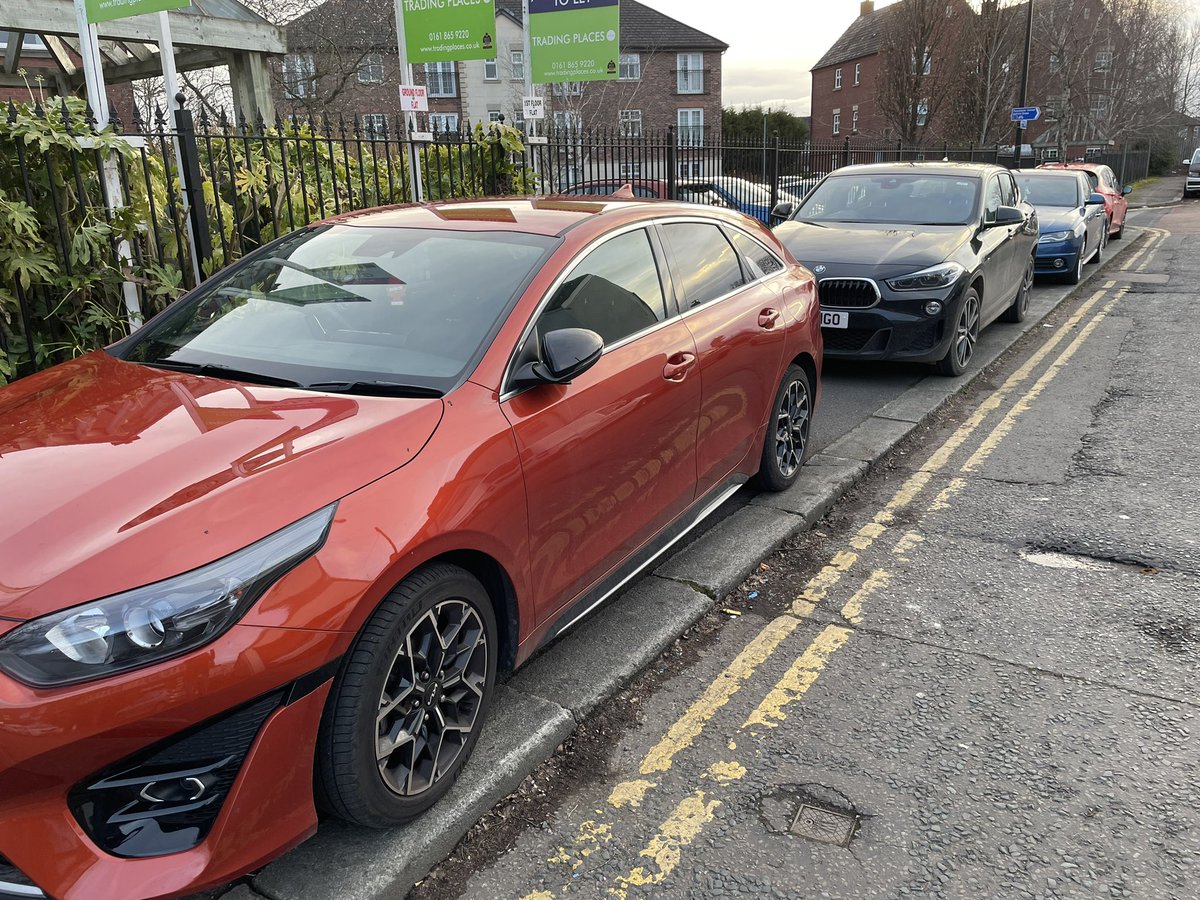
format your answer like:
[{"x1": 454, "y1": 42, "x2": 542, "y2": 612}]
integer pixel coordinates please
[{"x1": 247, "y1": 229, "x2": 1147, "y2": 900}]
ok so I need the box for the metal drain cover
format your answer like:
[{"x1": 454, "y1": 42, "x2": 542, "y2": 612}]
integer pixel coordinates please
[{"x1": 790, "y1": 804, "x2": 856, "y2": 847}]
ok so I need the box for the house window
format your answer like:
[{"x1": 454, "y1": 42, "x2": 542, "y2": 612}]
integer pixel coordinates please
[
  {"x1": 854, "y1": 63, "x2": 861, "y2": 85},
  {"x1": 619, "y1": 53, "x2": 641, "y2": 81},
  {"x1": 553, "y1": 110, "x2": 582, "y2": 131},
  {"x1": 832, "y1": 109, "x2": 841, "y2": 135},
  {"x1": 1042, "y1": 147, "x2": 1060, "y2": 161},
  {"x1": 362, "y1": 113, "x2": 387, "y2": 137},
  {"x1": 913, "y1": 48, "x2": 932, "y2": 75},
  {"x1": 430, "y1": 113, "x2": 460, "y2": 133},
  {"x1": 852, "y1": 105, "x2": 859, "y2": 133},
  {"x1": 677, "y1": 53, "x2": 704, "y2": 94},
  {"x1": 424, "y1": 62, "x2": 457, "y2": 98},
  {"x1": 619, "y1": 108, "x2": 643, "y2": 137},
  {"x1": 679, "y1": 160, "x2": 704, "y2": 178},
  {"x1": 678, "y1": 108, "x2": 704, "y2": 146},
  {"x1": 488, "y1": 107, "x2": 503, "y2": 123},
  {"x1": 357, "y1": 53, "x2": 384, "y2": 84},
  {"x1": 484, "y1": 58, "x2": 499, "y2": 80},
  {"x1": 916, "y1": 99, "x2": 929, "y2": 127},
  {"x1": 283, "y1": 53, "x2": 316, "y2": 99},
  {"x1": 553, "y1": 82, "x2": 583, "y2": 97},
  {"x1": 510, "y1": 49, "x2": 525, "y2": 81},
  {"x1": 620, "y1": 162, "x2": 643, "y2": 178},
  {"x1": 1089, "y1": 94, "x2": 1109, "y2": 120},
  {"x1": 834, "y1": 67, "x2": 842, "y2": 90},
  {"x1": 1094, "y1": 48, "x2": 1112, "y2": 72},
  {"x1": 1049, "y1": 52, "x2": 1061, "y2": 73}
]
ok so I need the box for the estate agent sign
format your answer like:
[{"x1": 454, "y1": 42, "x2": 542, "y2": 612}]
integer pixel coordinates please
[
  {"x1": 84, "y1": 0, "x2": 189, "y2": 24},
  {"x1": 401, "y1": 0, "x2": 498, "y2": 62},
  {"x1": 529, "y1": 0, "x2": 620, "y2": 84}
]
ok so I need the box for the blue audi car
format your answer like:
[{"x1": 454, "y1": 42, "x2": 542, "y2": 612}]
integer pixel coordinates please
[{"x1": 1013, "y1": 170, "x2": 1108, "y2": 284}]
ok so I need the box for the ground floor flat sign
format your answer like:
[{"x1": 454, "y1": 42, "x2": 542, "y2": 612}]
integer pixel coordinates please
[
  {"x1": 529, "y1": 0, "x2": 620, "y2": 84},
  {"x1": 84, "y1": 0, "x2": 189, "y2": 24},
  {"x1": 402, "y1": 0, "x2": 498, "y2": 62}
]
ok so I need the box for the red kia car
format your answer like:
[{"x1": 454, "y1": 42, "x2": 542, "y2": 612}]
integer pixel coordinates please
[
  {"x1": 1037, "y1": 162, "x2": 1131, "y2": 239},
  {"x1": 0, "y1": 197, "x2": 821, "y2": 899}
]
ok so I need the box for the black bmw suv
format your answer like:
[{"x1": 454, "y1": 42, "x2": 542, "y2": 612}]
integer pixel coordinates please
[{"x1": 773, "y1": 163, "x2": 1038, "y2": 376}]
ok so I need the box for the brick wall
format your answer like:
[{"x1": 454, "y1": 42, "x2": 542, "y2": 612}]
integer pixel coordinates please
[{"x1": 811, "y1": 53, "x2": 883, "y2": 141}]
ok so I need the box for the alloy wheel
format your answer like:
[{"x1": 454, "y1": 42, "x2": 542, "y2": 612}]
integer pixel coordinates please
[
  {"x1": 954, "y1": 294, "x2": 981, "y2": 370},
  {"x1": 774, "y1": 378, "x2": 811, "y2": 479},
  {"x1": 1020, "y1": 259, "x2": 1033, "y2": 314},
  {"x1": 376, "y1": 600, "x2": 487, "y2": 797}
]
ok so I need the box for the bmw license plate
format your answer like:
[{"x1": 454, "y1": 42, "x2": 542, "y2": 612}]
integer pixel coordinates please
[{"x1": 821, "y1": 310, "x2": 849, "y2": 330}]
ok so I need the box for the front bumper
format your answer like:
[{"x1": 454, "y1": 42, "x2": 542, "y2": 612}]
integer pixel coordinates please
[
  {"x1": 0, "y1": 623, "x2": 344, "y2": 900},
  {"x1": 819, "y1": 291, "x2": 962, "y2": 364},
  {"x1": 1034, "y1": 239, "x2": 1082, "y2": 275},
  {"x1": 1187, "y1": 175, "x2": 1200, "y2": 194}
]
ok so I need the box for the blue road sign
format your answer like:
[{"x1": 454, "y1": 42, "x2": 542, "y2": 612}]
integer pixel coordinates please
[{"x1": 1011, "y1": 107, "x2": 1041, "y2": 123}]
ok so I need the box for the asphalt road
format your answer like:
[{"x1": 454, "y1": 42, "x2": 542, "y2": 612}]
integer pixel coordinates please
[{"x1": 417, "y1": 198, "x2": 1198, "y2": 898}]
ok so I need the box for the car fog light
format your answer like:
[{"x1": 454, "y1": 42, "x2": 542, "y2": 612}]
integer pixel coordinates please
[
  {"x1": 1054, "y1": 258, "x2": 1066, "y2": 269},
  {"x1": 924, "y1": 301, "x2": 943, "y2": 316}
]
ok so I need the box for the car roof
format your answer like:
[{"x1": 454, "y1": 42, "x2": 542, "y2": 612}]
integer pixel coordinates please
[
  {"x1": 825, "y1": 162, "x2": 999, "y2": 178},
  {"x1": 317, "y1": 195, "x2": 758, "y2": 238},
  {"x1": 1040, "y1": 162, "x2": 1105, "y2": 172}
]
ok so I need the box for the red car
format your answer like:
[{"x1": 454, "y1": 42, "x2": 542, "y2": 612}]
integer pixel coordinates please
[
  {"x1": 1036, "y1": 162, "x2": 1131, "y2": 239},
  {"x1": 0, "y1": 198, "x2": 821, "y2": 899}
]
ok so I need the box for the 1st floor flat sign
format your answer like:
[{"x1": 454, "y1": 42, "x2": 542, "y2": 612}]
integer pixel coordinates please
[
  {"x1": 529, "y1": 0, "x2": 620, "y2": 84},
  {"x1": 85, "y1": 0, "x2": 190, "y2": 24}
]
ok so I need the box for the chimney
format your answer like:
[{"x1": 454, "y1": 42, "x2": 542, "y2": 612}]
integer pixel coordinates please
[{"x1": 860, "y1": 0, "x2": 874, "y2": 15}]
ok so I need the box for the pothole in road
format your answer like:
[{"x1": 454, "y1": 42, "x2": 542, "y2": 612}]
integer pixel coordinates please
[
  {"x1": 1134, "y1": 618, "x2": 1198, "y2": 654},
  {"x1": 1020, "y1": 547, "x2": 1160, "y2": 576}
]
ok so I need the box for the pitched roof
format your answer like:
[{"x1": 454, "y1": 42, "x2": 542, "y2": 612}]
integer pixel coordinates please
[
  {"x1": 290, "y1": 0, "x2": 727, "y2": 52},
  {"x1": 811, "y1": 3, "x2": 902, "y2": 71}
]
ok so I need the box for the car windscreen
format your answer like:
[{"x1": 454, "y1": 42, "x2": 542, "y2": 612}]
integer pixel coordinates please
[
  {"x1": 1015, "y1": 175, "x2": 1081, "y2": 207},
  {"x1": 120, "y1": 225, "x2": 556, "y2": 393},
  {"x1": 795, "y1": 173, "x2": 982, "y2": 226}
]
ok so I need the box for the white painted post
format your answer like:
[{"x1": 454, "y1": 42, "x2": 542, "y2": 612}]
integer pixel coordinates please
[
  {"x1": 158, "y1": 10, "x2": 201, "y2": 286},
  {"x1": 522, "y1": 0, "x2": 541, "y2": 189},
  {"x1": 392, "y1": 0, "x2": 424, "y2": 203}
]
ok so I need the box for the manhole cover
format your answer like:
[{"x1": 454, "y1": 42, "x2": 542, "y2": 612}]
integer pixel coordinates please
[{"x1": 790, "y1": 804, "x2": 856, "y2": 847}]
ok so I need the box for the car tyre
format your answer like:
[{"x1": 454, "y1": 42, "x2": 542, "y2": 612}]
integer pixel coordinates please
[
  {"x1": 935, "y1": 288, "x2": 981, "y2": 377},
  {"x1": 1001, "y1": 255, "x2": 1034, "y2": 323},
  {"x1": 754, "y1": 365, "x2": 812, "y2": 492},
  {"x1": 1089, "y1": 228, "x2": 1106, "y2": 265},
  {"x1": 1112, "y1": 216, "x2": 1124, "y2": 240},
  {"x1": 1061, "y1": 248, "x2": 1084, "y2": 285},
  {"x1": 317, "y1": 564, "x2": 497, "y2": 828}
]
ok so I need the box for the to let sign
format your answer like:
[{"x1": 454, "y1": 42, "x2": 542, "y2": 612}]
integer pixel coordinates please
[
  {"x1": 401, "y1": 0, "x2": 498, "y2": 63},
  {"x1": 85, "y1": 0, "x2": 189, "y2": 24},
  {"x1": 529, "y1": 0, "x2": 620, "y2": 84},
  {"x1": 400, "y1": 84, "x2": 430, "y2": 112}
]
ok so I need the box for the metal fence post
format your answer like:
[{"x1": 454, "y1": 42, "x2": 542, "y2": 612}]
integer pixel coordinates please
[
  {"x1": 843, "y1": 136, "x2": 851, "y2": 169},
  {"x1": 666, "y1": 126, "x2": 677, "y2": 200},
  {"x1": 769, "y1": 134, "x2": 780, "y2": 212},
  {"x1": 1119, "y1": 143, "x2": 1129, "y2": 186},
  {"x1": 174, "y1": 102, "x2": 213, "y2": 278}
]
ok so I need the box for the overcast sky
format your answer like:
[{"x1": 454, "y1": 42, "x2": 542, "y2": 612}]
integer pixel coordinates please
[{"x1": 646, "y1": 0, "x2": 896, "y2": 117}]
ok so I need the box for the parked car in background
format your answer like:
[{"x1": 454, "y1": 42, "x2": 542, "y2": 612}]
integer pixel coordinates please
[
  {"x1": 0, "y1": 197, "x2": 821, "y2": 900},
  {"x1": 773, "y1": 162, "x2": 1037, "y2": 376},
  {"x1": 1037, "y1": 162, "x2": 1131, "y2": 239},
  {"x1": 1186, "y1": 148, "x2": 1200, "y2": 198},
  {"x1": 1014, "y1": 170, "x2": 1108, "y2": 284},
  {"x1": 565, "y1": 179, "x2": 669, "y2": 198},
  {"x1": 780, "y1": 175, "x2": 823, "y2": 200},
  {"x1": 679, "y1": 177, "x2": 803, "y2": 224}
]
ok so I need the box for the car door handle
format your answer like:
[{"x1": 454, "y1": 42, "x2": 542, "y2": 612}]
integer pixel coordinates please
[
  {"x1": 663, "y1": 352, "x2": 697, "y2": 382},
  {"x1": 758, "y1": 308, "x2": 782, "y2": 329}
]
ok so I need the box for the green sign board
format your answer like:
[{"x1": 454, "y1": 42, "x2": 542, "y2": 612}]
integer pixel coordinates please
[
  {"x1": 85, "y1": 0, "x2": 190, "y2": 25},
  {"x1": 402, "y1": 0, "x2": 498, "y2": 63},
  {"x1": 529, "y1": 0, "x2": 620, "y2": 84}
]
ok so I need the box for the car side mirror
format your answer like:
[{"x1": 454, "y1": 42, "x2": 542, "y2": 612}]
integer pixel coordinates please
[
  {"x1": 1122, "y1": 185, "x2": 1133, "y2": 195},
  {"x1": 511, "y1": 327, "x2": 604, "y2": 389},
  {"x1": 985, "y1": 205, "x2": 1024, "y2": 228},
  {"x1": 1086, "y1": 193, "x2": 1106, "y2": 205},
  {"x1": 771, "y1": 201, "x2": 796, "y2": 222}
]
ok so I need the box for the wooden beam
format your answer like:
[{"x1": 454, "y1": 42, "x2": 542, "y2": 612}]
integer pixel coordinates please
[
  {"x1": 4, "y1": 31, "x2": 22, "y2": 74},
  {"x1": 0, "y1": 1, "x2": 286, "y2": 55},
  {"x1": 66, "y1": 48, "x2": 228, "y2": 87},
  {"x1": 42, "y1": 34, "x2": 77, "y2": 76}
]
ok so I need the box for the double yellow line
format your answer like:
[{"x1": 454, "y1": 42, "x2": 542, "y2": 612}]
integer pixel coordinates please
[{"x1": 525, "y1": 228, "x2": 1169, "y2": 899}]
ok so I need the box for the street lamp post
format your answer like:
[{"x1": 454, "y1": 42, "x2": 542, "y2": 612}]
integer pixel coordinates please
[{"x1": 1013, "y1": 0, "x2": 1035, "y2": 168}]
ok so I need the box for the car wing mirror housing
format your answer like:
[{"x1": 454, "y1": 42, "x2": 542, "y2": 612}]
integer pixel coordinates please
[
  {"x1": 1086, "y1": 192, "x2": 1107, "y2": 205},
  {"x1": 771, "y1": 201, "x2": 796, "y2": 222},
  {"x1": 986, "y1": 205, "x2": 1025, "y2": 228},
  {"x1": 1122, "y1": 185, "x2": 1133, "y2": 195},
  {"x1": 511, "y1": 327, "x2": 604, "y2": 389}
]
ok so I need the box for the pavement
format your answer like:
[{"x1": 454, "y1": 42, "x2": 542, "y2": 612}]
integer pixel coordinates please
[
  {"x1": 1126, "y1": 175, "x2": 1184, "y2": 208},
  {"x1": 215, "y1": 203, "x2": 1186, "y2": 900}
]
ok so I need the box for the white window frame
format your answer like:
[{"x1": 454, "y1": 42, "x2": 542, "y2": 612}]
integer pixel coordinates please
[
  {"x1": 361, "y1": 113, "x2": 387, "y2": 136},
  {"x1": 1094, "y1": 48, "x2": 1112, "y2": 72},
  {"x1": 357, "y1": 52, "x2": 384, "y2": 85},
  {"x1": 832, "y1": 109, "x2": 841, "y2": 136},
  {"x1": 552, "y1": 81, "x2": 583, "y2": 97},
  {"x1": 677, "y1": 108, "x2": 704, "y2": 146},
  {"x1": 916, "y1": 99, "x2": 929, "y2": 127},
  {"x1": 424, "y1": 62, "x2": 457, "y2": 98},
  {"x1": 854, "y1": 62, "x2": 861, "y2": 85},
  {"x1": 834, "y1": 67, "x2": 842, "y2": 90},
  {"x1": 488, "y1": 107, "x2": 503, "y2": 123},
  {"x1": 620, "y1": 161, "x2": 643, "y2": 178},
  {"x1": 851, "y1": 105, "x2": 859, "y2": 133},
  {"x1": 913, "y1": 48, "x2": 932, "y2": 75},
  {"x1": 552, "y1": 110, "x2": 583, "y2": 131},
  {"x1": 619, "y1": 53, "x2": 641, "y2": 81},
  {"x1": 283, "y1": 52, "x2": 316, "y2": 99},
  {"x1": 429, "y1": 112, "x2": 460, "y2": 133},
  {"x1": 510, "y1": 48, "x2": 525, "y2": 81},
  {"x1": 619, "y1": 108, "x2": 643, "y2": 137},
  {"x1": 483, "y1": 57, "x2": 499, "y2": 81},
  {"x1": 677, "y1": 53, "x2": 704, "y2": 94}
]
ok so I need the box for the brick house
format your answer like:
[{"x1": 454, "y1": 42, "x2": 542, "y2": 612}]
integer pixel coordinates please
[
  {"x1": 809, "y1": 1, "x2": 897, "y2": 142},
  {"x1": 278, "y1": 0, "x2": 726, "y2": 141}
]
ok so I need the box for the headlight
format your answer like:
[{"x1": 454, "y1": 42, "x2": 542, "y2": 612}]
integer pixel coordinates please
[
  {"x1": 1039, "y1": 231, "x2": 1074, "y2": 243},
  {"x1": 0, "y1": 504, "x2": 336, "y2": 687},
  {"x1": 885, "y1": 262, "x2": 965, "y2": 292}
]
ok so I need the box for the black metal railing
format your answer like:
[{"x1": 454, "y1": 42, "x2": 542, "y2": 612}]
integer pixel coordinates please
[{"x1": 0, "y1": 98, "x2": 1153, "y2": 382}]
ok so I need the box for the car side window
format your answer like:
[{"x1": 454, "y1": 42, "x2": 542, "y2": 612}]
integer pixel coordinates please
[
  {"x1": 536, "y1": 229, "x2": 668, "y2": 347},
  {"x1": 984, "y1": 176, "x2": 1003, "y2": 223},
  {"x1": 727, "y1": 229, "x2": 785, "y2": 281},
  {"x1": 633, "y1": 186, "x2": 657, "y2": 198},
  {"x1": 1002, "y1": 173, "x2": 1018, "y2": 206},
  {"x1": 663, "y1": 223, "x2": 747, "y2": 307}
]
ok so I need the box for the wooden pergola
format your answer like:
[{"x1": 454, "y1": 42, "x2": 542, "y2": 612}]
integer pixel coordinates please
[{"x1": 0, "y1": 0, "x2": 285, "y2": 120}]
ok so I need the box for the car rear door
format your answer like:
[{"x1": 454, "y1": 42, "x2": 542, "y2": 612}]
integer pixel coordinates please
[
  {"x1": 501, "y1": 226, "x2": 701, "y2": 625},
  {"x1": 660, "y1": 219, "x2": 787, "y2": 497},
  {"x1": 979, "y1": 174, "x2": 1016, "y2": 320}
]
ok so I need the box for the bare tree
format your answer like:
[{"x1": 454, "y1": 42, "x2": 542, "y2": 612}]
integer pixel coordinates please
[{"x1": 942, "y1": 0, "x2": 1025, "y2": 144}]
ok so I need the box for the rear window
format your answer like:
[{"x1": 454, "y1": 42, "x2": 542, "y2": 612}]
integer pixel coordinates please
[{"x1": 1015, "y1": 174, "x2": 1081, "y2": 207}]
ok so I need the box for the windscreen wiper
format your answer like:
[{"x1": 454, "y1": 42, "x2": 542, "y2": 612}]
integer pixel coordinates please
[
  {"x1": 305, "y1": 381, "x2": 444, "y2": 398},
  {"x1": 142, "y1": 360, "x2": 303, "y2": 388}
]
